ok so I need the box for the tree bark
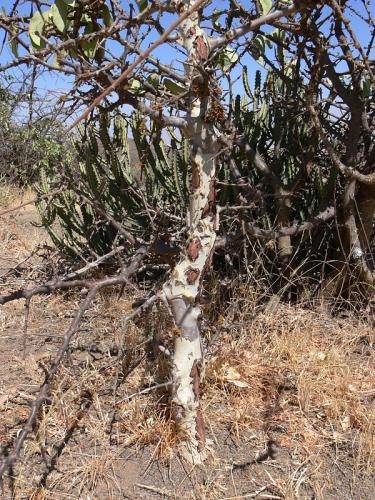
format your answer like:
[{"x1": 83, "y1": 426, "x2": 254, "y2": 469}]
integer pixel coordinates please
[
  {"x1": 356, "y1": 183, "x2": 375, "y2": 253},
  {"x1": 344, "y1": 181, "x2": 375, "y2": 286},
  {"x1": 162, "y1": 0, "x2": 219, "y2": 463},
  {"x1": 275, "y1": 187, "x2": 293, "y2": 264}
]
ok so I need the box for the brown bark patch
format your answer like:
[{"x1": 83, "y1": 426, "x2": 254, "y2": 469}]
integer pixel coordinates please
[
  {"x1": 194, "y1": 35, "x2": 209, "y2": 61},
  {"x1": 186, "y1": 268, "x2": 200, "y2": 285},
  {"x1": 187, "y1": 238, "x2": 201, "y2": 261},
  {"x1": 191, "y1": 161, "x2": 200, "y2": 189},
  {"x1": 191, "y1": 362, "x2": 205, "y2": 451},
  {"x1": 202, "y1": 177, "x2": 216, "y2": 218},
  {"x1": 192, "y1": 76, "x2": 210, "y2": 98}
]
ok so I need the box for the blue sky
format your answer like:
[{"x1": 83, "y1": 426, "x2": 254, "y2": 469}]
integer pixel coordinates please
[{"x1": 0, "y1": 0, "x2": 373, "y2": 121}]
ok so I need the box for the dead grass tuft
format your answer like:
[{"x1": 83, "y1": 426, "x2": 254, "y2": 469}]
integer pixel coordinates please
[
  {"x1": 117, "y1": 398, "x2": 178, "y2": 459},
  {"x1": 204, "y1": 301, "x2": 375, "y2": 475}
]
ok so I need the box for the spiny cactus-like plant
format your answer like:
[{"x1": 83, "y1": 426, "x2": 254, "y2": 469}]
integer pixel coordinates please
[
  {"x1": 37, "y1": 113, "x2": 189, "y2": 259},
  {"x1": 37, "y1": 67, "x2": 338, "y2": 270}
]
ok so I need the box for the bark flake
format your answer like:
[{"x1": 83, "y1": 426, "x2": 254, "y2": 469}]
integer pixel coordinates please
[
  {"x1": 187, "y1": 238, "x2": 202, "y2": 261},
  {"x1": 195, "y1": 35, "x2": 209, "y2": 61},
  {"x1": 202, "y1": 177, "x2": 216, "y2": 218},
  {"x1": 191, "y1": 361, "x2": 205, "y2": 451},
  {"x1": 186, "y1": 268, "x2": 200, "y2": 285},
  {"x1": 192, "y1": 161, "x2": 201, "y2": 189}
]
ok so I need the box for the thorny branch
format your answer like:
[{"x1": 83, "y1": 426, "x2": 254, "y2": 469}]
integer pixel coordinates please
[
  {"x1": 67, "y1": 0, "x2": 209, "y2": 131},
  {"x1": 0, "y1": 246, "x2": 149, "y2": 479}
]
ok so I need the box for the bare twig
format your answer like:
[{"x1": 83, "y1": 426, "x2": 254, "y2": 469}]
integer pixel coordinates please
[
  {"x1": 135, "y1": 483, "x2": 174, "y2": 497},
  {"x1": 308, "y1": 104, "x2": 375, "y2": 186},
  {"x1": 0, "y1": 245, "x2": 145, "y2": 305},
  {"x1": 0, "y1": 247, "x2": 147, "y2": 479},
  {"x1": 67, "y1": 0, "x2": 209, "y2": 131},
  {"x1": 22, "y1": 297, "x2": 31, "y2": 360},
  {"x1": 0, "y1": 188, "x2": 64, "y2": 218},
  {"x1": 62, "y1": 246, "x2": 126, "y2": 281},
  {"x1": 116, "y1": 381, "x2": 172, "y2": 405},
  {"x1": 0, "y1": 287, "x2": 96, "y2": 480},
  {"x1": 245, "y1": 206, "x2": 335, "y2": 240}
]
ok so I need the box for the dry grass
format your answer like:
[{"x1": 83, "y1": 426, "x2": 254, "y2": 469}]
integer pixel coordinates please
[
  {"x1": 2, "y1": 292, "x2": 373, "y2": 498},
  {"x1": 205, "y1": 305, "x2": 374, "y2": 471},
  {"x1": 0, "y1": 184, "x2": 24, "y2": 209},
  {"x1": 0, "y1": 192, "x2": 374, "y2": 499}
]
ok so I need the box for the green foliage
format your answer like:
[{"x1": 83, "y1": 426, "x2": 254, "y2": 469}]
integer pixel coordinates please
[
  {"x1": 227, "y1": 67, "x2": 335, "y2": 223},
  {"x1": 29, "y1": 10, "x2": 49, "y2": 48},
  {"x1": 37, "y1": 114, "x2": 189, "y2": 257},
  {"x1": 0, "y1": 83, "x2": 66, "y2": 186},
  {"x1": 37, "y1": 65, "x2": 337, "y2": 263},
  {"x1": 136, "y1": 0, "x2": 148, "y2": 12},
  {"x1": 216, "y1": 47, "x2": 239, "y2": 71},
  {"x1": 259, "y1": 0, "x2": 272, "y2": 14},
  {"x1": 163, "y1": 79, "x2": 186, "y2": 95},
  {"x1": 28, "y1": 1, "x2": 110, "y2": 57},
  {"x1": 51, "y1": 0, "x2": 69, "y2": 33}
]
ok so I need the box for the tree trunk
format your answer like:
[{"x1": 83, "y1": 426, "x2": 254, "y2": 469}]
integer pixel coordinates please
[
  {"x1": 275, "y1": 187, "x2": 293, "y2": 264},
  {"x1": 332, "y1": 180, "x2": 375, "y2": 293},
  {"x1": 356, "y1": 183, "x2": 375, "y2": 252},
  {"x1": 162, "y1": 1, "x2": 219, "y2": 463}
]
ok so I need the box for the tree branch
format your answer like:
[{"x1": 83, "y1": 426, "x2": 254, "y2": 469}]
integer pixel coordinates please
[
  {"x1": 209, "y1": 5, "x2": 297, "y2": 51},
  {"x1": 308, "y1": 104, "x2": 375, "y2": 185},
  {"x1": 0, "y1": 247, "x2": 148, "y2": 480},
  {"x1": 66, "y1": 0, "x2": 208, "y2": 132}
]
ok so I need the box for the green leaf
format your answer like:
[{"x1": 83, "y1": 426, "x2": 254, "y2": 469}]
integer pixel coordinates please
[
  {"x1": 81, "y1": 22, "x2": 99, "y2": 58},
  {"x1": 362, "y1": 79, "x2": 371, "y2": 98},
  {"x1": 164, "y1": 78, "x2": 186, "y2": 95},
  {"x1": 250, "y1": 35, "x2": 272, "y2": 62},
  {"x1": 101, "y1": 4, "x2": 111, "y2": 27},
  {"x1": 29, "y1": 10, "x2": 49, "y2": 48},
  {"x1": 221, "y1": 47, "x2": 239, "y2": 71},
  {"x1": 136, "y1": 0, "x2": 148, "y2": 12},
  {"x1": 147, "y1": 73, "x2": 160, "y2": 89},
  {"x1": 51, "y1": 0, "x2": 68, "y2": 32},
  {"x1": 10, "y1": 37, "x2": 18, "y2": 57},
  {"x1": 129, "y1": 79, "x2": 144, "y2": 95},
  {"x1": 259, "y1": 0, "x2": 272, "y2": 14},
  {"x1": 9, "y1": 24, "x2": 19, "y2": 57},
  {"x1": 81, "y1": 39, "x2": 98, "y2": 58}
]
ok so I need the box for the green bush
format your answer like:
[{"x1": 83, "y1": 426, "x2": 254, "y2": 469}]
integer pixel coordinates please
[
  {"x1": 0, "y1": 81, "x2": 66, "y2": 186},
  {"x1": 37, "y1": 69, "x2": 365, "y2": 301}
]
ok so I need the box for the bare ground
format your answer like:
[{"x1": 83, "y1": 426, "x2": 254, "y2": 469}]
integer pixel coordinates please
[{"x1": 0, "y1": 189, "x2": 374, "y2": 499}]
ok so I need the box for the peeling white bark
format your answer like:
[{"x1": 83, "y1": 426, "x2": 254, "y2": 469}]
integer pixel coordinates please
[
  {"x1": 163, "y1": 148, "x2": 216, "y2": 462},
  {"x1": 162, "y1": 0, "x2": 219, "y2": 463}
]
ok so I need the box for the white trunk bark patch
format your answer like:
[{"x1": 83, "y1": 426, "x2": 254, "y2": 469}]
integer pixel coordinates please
[{"x1": 163, "y1": 0, "x2": 219, "y2": 463}]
